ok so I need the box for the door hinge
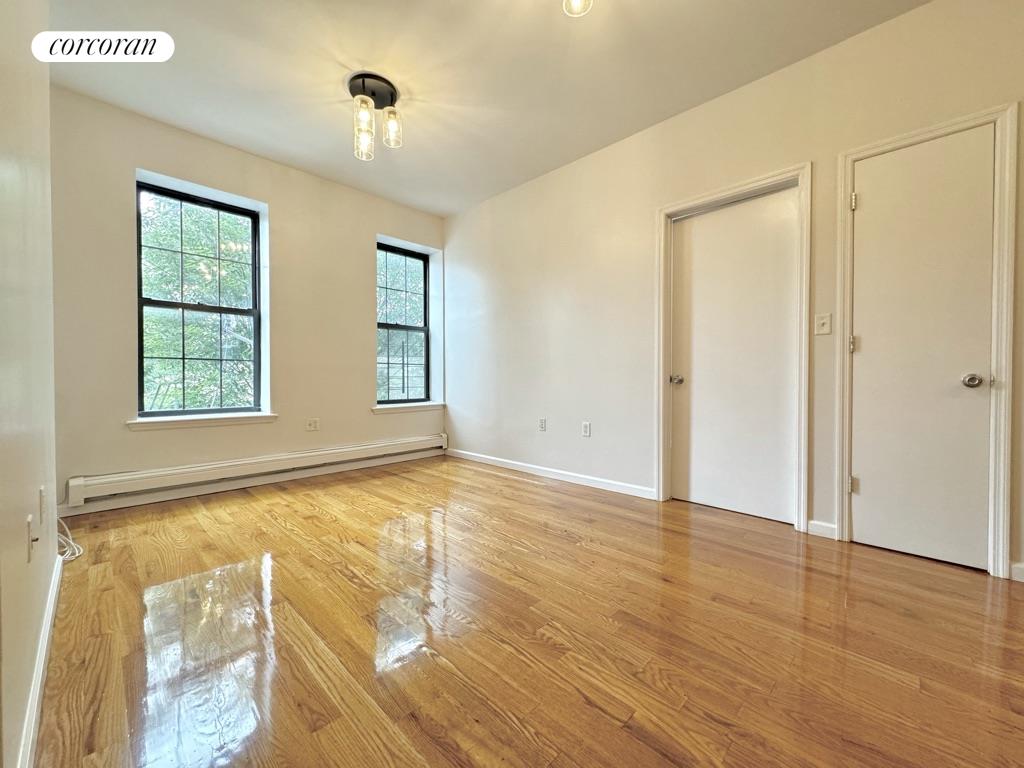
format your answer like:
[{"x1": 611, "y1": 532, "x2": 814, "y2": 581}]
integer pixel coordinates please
[
  {"x1": 850, "y1": 192, "x2": 858, "y2": 211},
  {"x1": 848, "y1": 335, "x2": 856, "y2": 353},
  {"x1": 848, "y1": 475, "x2": 858, "y2": 494}
]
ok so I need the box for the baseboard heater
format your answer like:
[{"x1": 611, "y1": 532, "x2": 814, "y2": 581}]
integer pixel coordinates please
[{"x1": 65, "y1": 433, "x2": 447, "y2": 512}]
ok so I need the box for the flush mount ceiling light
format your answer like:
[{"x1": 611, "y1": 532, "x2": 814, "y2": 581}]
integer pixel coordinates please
[
  {"x1": 563, "y1": 0, "x2": 593, "y2": 17},
  {"x1": 348, "y1": 72, "x2": 402, "y2": 162}
]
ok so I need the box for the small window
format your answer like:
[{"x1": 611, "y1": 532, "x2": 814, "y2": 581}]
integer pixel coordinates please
[
  {"x1": 376, "y1": 244, "x2": 429, "y2": 403},
  {"x1": 137, "y1": 183, "x2": 261, "y2": 415}
]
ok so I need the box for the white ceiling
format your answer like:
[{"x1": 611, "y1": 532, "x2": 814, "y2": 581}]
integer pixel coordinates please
[{"x1": 51, "y1": 0, "x2": 928, "y2": 216}]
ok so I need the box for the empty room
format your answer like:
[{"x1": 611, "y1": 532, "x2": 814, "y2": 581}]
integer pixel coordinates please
[{"x1": 3, "y1": 0, "x2": 1024, "y2": 765}]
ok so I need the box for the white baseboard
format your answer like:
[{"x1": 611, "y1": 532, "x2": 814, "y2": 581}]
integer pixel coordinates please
[
  {"x1": 807, "y1": 520, "x2": 838, "y2": 540},
  {"x1": 17, "y1": 555, "x2": 62, "y2": 768},
  {"x1": 446, "y1": 448, "x2": 658, "y2": 500},
  {"x1": 61, "y1": 446, "x2": 444, "y2": 517},
  {"x1": 1011, "y1": 562, "x2": 1024, "y2": 583}
]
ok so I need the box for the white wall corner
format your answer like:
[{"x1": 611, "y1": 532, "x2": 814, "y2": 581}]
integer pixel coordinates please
[
  {"x1": 807, "y1": 520, "x2": 838, "y2": 540},
  {"x1": 446, "y1": 448, "x2": 657, "y2": 500},
  {"x1": 17, "y1": 555, "x2": 62, "y2": 768}
]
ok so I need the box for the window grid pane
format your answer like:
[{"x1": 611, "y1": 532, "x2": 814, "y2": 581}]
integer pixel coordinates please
[
  {"x1": 376, "y1": 246, "x2": 428, "y2": 404},
  {"x1": 138, "y1": 183, "x2": 259, "y2": 415},
  {"x1": 141, "y1": 247, "x2": 182, "y2": 302}
]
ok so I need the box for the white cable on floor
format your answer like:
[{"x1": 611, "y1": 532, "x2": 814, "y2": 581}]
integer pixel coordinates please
[{"x1": 57, "y1": 517, "x2": 84, "y2": 561}]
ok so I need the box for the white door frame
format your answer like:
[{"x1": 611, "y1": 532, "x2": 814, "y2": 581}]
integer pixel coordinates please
[
  {"x1": 835, "y1": 104, "x2": 1018, "y2": 578},
  {"x1": 654, "y1": 163, "x2": 812, "y2": 532}
]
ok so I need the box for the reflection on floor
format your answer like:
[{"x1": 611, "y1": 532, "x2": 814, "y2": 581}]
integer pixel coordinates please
[
  {"x1": 375, "y1": 511, "x2": 451, "y2": 673},
  {"x1": 36, "y1": 456, "x2": 1024, "y2": 767},
  {"x1": 140, "y1": 556, "x2": 274, "y2": 767}
]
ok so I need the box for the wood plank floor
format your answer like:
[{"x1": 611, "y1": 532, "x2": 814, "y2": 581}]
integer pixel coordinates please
[{"x1": 36, "y1": 456, "x2": 1024, "y2": 767}]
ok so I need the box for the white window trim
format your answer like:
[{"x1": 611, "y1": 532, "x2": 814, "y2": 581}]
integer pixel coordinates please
[
  {"x1": 375, "y1": 234, "x2": 444, "y2": 408},
  {"x1": 136, "y1": 168, "x2": 273, "y2": 418},
  {"x1": 126, "y1": 412, "x2": 279, "y2": 431},
  {"x1": 371, "y1": 402, "x2": 445, "y2": 415}
]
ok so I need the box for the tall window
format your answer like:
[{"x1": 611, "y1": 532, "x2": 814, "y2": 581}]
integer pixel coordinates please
[
  {"x1": 137, "y1": 183, "x2": 260, "y2": 415},
  {"x1": 376, "y1": 244, "x2": 429, "y2": 403}
]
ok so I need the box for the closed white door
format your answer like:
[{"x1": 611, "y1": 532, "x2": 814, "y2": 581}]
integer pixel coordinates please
[
  {"x1": 850, "y1": 124, "x2": 995, "y2": 568},
  {"x1": 670, "y1": 186, "x2": 800, "y2": 523}
]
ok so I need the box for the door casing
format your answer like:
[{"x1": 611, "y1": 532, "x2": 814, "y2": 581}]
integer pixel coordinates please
[
  {"x1": 654, "y1": 163, "x2": 812, "y2": 533},
  {"x1": 835, "y1": 104, "x2": 1018, "y2": 578}
]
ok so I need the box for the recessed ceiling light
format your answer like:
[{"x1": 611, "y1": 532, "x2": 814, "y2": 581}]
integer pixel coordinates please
[{"x1": 563, "y1": 0, "x2": 594, "y2": 17}]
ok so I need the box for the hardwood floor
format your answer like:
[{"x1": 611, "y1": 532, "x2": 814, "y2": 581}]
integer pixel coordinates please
[{"x1": 36, "y1": 456, "x2": 1024, "y2": 767}]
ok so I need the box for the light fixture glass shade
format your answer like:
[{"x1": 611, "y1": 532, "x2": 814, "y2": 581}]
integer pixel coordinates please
[
  {"x1": 562, "y1": 0, "x2": 593, "y2": 17},
  {"x1": 383, "y1": 106, "x2": 403, "y2": 149},
  {"x1": 353, "y1": 94, "x2": 375, "y2": 161}
]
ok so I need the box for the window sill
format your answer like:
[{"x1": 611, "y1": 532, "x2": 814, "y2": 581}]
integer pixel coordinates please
[
  {"x1": 126, "y1": 412, "x2": 278, "y2": 431},
  {"x1": 371, "y1": 402, "x2": 445, "y2": 415}
]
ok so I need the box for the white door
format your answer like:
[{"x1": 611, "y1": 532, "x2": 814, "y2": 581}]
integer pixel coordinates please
[
  {"x1": 670, "y1": 186, "x2": 800, "y2": 523},
  {"x1": 850, "y1": 124, "x2": 995, "y2": 568}
]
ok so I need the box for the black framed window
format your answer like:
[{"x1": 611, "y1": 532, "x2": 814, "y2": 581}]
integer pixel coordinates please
[
  {"x1": 137, "y1": 182, "x2": 261, "y2": 416},
  {"x1": 376, "y1": 244, "x2": 429, "y2": 403}
]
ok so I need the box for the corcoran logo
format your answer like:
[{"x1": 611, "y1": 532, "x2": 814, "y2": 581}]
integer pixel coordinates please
[{"x1": 31, "y1": 31, "x2": 174, "y2": 62}]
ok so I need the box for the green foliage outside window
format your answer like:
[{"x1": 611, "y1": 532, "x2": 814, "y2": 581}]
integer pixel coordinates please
[{"x1": 138, "y1": 187, "x2": 259, "y2": 414}]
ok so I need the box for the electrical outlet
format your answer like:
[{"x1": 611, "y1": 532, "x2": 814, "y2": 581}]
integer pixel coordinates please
[
  {"x1": 539, "y1": 418, "x2": 547, "y2": 432},
  {"x1": 305, "y1": 418, "x2": 321, "y2": 432},
  {"x1": 582, "y1": 421, "x2": 591, "y2": 438},
  {"x1": 814, "y1": 313, "x2": 832, "y2": 336}
]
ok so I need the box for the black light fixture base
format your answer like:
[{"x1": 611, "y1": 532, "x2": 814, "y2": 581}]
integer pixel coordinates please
[{"x1": 347, "y1": 72, "x2": 399, "y2": 109}]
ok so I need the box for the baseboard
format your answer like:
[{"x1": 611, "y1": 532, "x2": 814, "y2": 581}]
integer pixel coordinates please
[
  {"x1": 61, "y1": 446, "x2": 444, "y2": 516},
  {"x1": 446, "y1": 448, "x2": 658, "y2": 500},
  {"x1": 807, "y1": 520, "x2": 838, "y2": 539},
  {"x1": 68, "y1": 433, "x2": 446, "y2": 506},
  {"x1": 1011, "y1": 562, "x2": 1024, "y2": 583},
  {"x1": 17, "y1": 555, "x2": 62, "y2": 768}
]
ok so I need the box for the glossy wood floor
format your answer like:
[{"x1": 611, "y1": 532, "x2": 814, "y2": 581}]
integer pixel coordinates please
[{"x1": 37, "y1": 456, "x2": 1024, "y2": 767}]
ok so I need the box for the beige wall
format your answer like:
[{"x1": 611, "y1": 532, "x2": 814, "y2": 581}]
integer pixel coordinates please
[
  {"x1": 51, "y1": 88, "x2": 443, "y2": 491},
  {"x1": 444, "y1": 0, "x2": 1024, "y2": 562},
  {"x1": 0, "y1": 0, "x2": 59, "y2": 764}
]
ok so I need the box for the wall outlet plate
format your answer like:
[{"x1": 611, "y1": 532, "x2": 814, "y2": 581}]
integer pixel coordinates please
[
  {"x1": 539, "y1": 418, "x2": 547, "y2": 432},
  {"x1": 305, "y1": 418, "x2": 321, "y2": 432},
  {"x1": 582, "y1": 421, "x2": 591, "y2": 438}
]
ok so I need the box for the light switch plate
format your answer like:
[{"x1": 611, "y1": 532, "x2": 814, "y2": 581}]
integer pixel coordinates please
[{"x1": 814, "y1": 313, "x2": 832, "y2": 336}]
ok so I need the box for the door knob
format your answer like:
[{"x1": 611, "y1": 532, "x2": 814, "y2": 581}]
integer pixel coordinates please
[
  {"x1": 669, "y1": 375, "x2": 685, "y2": 385},
  {"x1": 961, "y1": 373, "x2": 984, "y2": 388}
]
